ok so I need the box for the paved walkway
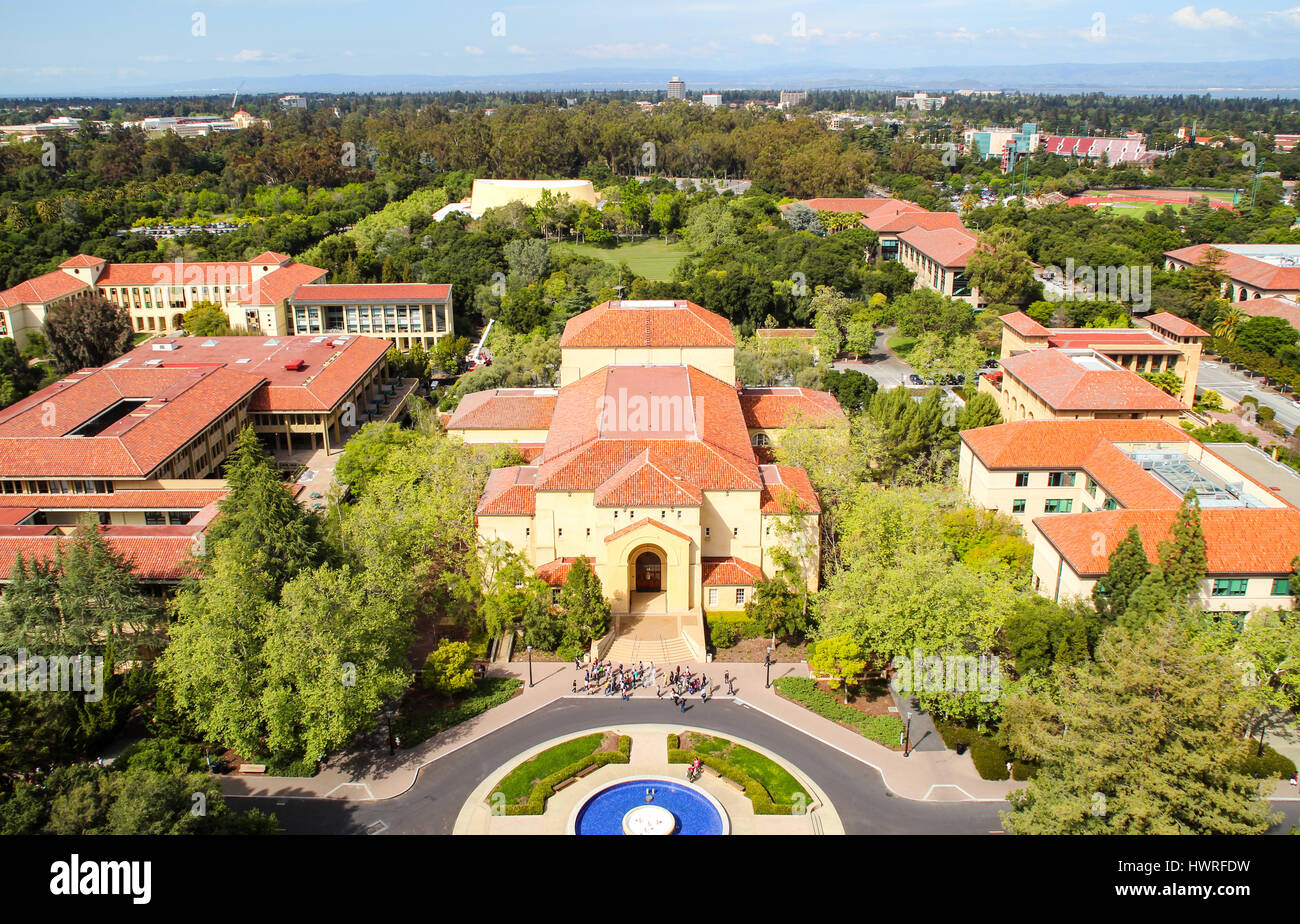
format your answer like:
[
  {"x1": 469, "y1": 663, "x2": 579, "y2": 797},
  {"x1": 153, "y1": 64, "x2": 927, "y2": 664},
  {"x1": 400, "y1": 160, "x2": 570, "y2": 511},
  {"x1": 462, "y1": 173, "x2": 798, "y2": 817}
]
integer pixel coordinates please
[{"x1": 220, "y1": 658, "x2": 1023, "y2": 804}]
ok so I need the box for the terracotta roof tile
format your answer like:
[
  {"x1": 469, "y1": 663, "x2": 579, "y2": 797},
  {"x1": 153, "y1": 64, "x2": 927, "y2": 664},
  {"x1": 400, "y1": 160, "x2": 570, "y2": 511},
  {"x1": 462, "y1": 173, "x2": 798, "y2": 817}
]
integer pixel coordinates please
[
  {"x1": 1000, "y1": 311, "x2": 1051, "y2": 338},
  {"x1": 446, "y1": 389, "x2": 556, "y2": 431},
  {"x1": 0, "y1": 270, "x2": 90, "y2": 308},
  {"x1": 1234, "y1": 296, "x2": 1300, "y2": 330},
  {"x1": 476, "y1": 465, "x2": 536, "y2": 516},
  {"x1": 897, "y1": 227, "x2": 979, "y2": 267},
  {"x1": 759, "y1": 464, "x2": 821, "y2": 514},
  {"x1": 999, "y1": 349, "x2": 1185, "y2": 412},
  {"x1": 593, "y1": 449, "x2": 704, "y2": 507},
  {"x1": 1145, "y1": 311, "x2": 1209, "y2": 339},
  {"x1": 740, "y1": 387, "x2": 846, "y2": 429},
  {"x1": 293, "y1": 283, "x2": 451, "y2": 302},
  {"x1": 560, "y1": 300, "x2": 734, "y2": 348},
  {"x1": 702, "y1": 556, "x2": 764, "y2": 585},
  {"x1": 1166, "y1": 244, "x2": 1300, "y2": 292}
]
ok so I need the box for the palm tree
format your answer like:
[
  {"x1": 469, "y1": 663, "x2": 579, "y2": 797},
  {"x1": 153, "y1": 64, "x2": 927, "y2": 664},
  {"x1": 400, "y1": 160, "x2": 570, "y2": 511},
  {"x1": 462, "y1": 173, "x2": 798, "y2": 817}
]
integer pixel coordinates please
[{"x1": 1212, "y1": 306, "x2": 1246, "y2": 342}]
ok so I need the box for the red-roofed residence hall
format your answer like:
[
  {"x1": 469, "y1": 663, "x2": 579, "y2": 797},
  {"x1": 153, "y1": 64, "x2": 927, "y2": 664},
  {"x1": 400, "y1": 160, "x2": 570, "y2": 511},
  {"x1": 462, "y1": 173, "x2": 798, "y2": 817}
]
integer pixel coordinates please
[
  {"x1": 959, "y1": 419, "x2": 1300, "y2": 621},
  {"x1": 446, "y1": 299, "x2": 847, "y2": 659},
  {"x1": 1, "y1": 254, "x2": 458, "y2": 354},
  {"x1": 0, "y1": 334, "x2": 410, "y2": 586},
  {"x1": 991, "y1": 310, "x2": 1208, "y2": 410},
  {"x1": 1165, "y1": 244, "x2": 1300, "y2": 302}
]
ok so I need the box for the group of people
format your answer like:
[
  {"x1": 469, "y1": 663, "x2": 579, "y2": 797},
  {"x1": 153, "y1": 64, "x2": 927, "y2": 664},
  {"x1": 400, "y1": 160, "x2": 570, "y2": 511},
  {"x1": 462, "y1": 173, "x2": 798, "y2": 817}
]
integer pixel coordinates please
[
  {"x1": 573, "y1": 660, "x2": 657, "y2": 699},
  {"x1": 568, "y1": 661, "x2": 738, "y2": 706}
]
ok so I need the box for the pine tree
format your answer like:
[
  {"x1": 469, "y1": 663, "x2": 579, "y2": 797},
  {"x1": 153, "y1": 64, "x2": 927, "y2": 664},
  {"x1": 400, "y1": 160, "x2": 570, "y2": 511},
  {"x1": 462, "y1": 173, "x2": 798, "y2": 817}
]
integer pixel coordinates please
[
  {"x1": 1093, "y1": 525, "x2": 1150, "y2": 621},
  {"x1": 559, "y1": 556, "x2": 610, "y2": 647},
  {"x1": 1159, "y1": 490, "x2": 1207, "y2": 605},
  {"x1": 1118, "y1": 564, "x2": 1174, "y2": 631},
  {"x1": 1003, "y1": 615, "x2": 1279, "y2": 834}
]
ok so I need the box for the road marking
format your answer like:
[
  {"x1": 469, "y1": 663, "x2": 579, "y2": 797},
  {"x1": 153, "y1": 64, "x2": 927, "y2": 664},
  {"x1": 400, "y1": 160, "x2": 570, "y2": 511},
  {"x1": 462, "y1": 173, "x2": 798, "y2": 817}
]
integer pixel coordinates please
[{"x1": 364, "y1": 820, "x2": 388, "y2": 835}]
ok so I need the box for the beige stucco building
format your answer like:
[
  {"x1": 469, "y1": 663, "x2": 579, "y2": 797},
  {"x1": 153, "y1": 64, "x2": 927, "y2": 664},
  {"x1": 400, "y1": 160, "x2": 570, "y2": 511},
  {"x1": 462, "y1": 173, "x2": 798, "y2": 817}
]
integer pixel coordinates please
[
  {"x1": 447, "y1": 299, "x2": 847, "y2": 658},
  {"x1": 959, "y1": 419, "x2": 1299, "y2": 622}
]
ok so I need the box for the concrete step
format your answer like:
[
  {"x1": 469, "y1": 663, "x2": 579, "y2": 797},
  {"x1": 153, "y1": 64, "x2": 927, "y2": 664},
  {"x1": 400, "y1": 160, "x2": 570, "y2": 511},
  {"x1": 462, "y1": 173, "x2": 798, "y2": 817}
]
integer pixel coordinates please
[{"x1": 604, "y1": 636, "x2": 695, "y2": 665}]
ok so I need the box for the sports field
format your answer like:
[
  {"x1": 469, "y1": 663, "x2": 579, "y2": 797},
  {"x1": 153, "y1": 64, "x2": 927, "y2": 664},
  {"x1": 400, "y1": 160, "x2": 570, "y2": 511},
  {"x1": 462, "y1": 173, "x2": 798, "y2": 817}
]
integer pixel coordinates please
[
  {"x1": 1068, "y1": 187, "x2": 1238, "y2": 215},
  {"x1": 552, "y1": 238, "x2": 691, "y2": 281}
]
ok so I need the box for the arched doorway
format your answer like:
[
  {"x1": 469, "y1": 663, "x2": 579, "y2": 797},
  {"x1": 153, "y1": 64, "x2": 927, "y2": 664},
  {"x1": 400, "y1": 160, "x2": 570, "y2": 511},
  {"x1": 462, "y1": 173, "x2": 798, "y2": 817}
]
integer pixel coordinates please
[{"x1": 634, "y1": 550, "x2": 662, "y2": 592}]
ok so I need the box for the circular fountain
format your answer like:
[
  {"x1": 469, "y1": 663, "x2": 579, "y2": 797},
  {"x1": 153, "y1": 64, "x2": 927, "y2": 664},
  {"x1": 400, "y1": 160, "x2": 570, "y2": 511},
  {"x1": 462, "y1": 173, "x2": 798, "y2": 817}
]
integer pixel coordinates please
[{"x1": 569, "y1": 776, "x2": 729, "y2": 835}]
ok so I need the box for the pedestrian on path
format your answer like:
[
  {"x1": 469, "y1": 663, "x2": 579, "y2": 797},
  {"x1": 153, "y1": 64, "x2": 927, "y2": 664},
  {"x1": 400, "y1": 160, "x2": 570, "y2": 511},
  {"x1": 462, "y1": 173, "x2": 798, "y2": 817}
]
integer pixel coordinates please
[
  {"x1": 1291, "y1": 772, "x2": 1298, "y2": 788},
  {"x1": 679, "y1": 696, "x2": 687, "y2": 713},
  {"x1": 726, "y1": 672, "x2": 735, "y2": 695}
]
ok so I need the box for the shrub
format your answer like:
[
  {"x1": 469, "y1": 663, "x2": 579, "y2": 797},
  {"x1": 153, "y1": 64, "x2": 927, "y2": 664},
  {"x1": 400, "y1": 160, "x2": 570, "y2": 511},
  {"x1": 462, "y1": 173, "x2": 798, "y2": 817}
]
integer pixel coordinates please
[
  {"x1": 424, "y1": 640, "x2": 476, "y2": 697},
  {"x1": 773, "y1": 676, "x2": 903, "y2": 746},
  {"x1": 710, "y1": 621, "x2": 739, "y2": 649},
  {"x1": 502, "y1": 735, "x2": 632, "y2": 815},
  {"x1": 969, "y1": 738, "x2": 1011, "y2": 780},
  {"x1": 395, "y1": 676, "x2": 522, "y2": 745}
]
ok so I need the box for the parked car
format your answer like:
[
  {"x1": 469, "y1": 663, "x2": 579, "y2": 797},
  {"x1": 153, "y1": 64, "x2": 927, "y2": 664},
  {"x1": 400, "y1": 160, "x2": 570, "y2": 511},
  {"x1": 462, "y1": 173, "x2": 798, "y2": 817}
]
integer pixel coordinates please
[{"x1": 907, "y1": 373, "x2": 924, "y2": 386}]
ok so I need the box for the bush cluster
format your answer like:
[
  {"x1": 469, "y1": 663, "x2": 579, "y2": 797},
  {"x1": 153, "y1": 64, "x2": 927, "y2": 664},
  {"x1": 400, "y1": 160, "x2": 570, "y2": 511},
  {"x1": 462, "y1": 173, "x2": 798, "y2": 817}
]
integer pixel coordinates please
[
  {"x1": 773, "y1": 676, "x2": 904, "y2": 747},
  {"x1": 501, "y1": 735, "x2": 632, "y2": 816}
]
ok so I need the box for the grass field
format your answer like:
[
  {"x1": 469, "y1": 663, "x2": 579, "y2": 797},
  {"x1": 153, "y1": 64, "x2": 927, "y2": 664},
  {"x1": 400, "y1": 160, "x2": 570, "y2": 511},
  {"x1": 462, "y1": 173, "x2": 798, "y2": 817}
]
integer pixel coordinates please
[
  {"x1": 553, "y1": 238, "x2": 691, "y2": 281},
  {"x1": 887, "y1": 334, "x2": 917, "y2": 357},
  {"x1": 490, "y1": 733, "x2": 605, "y2": 804},
  {"x1": 1072, "y1": 187, "x2": 1238, "y2": 216},
  {"x1": 683, "y1": 734, "x2": 809, "y2": 805}
]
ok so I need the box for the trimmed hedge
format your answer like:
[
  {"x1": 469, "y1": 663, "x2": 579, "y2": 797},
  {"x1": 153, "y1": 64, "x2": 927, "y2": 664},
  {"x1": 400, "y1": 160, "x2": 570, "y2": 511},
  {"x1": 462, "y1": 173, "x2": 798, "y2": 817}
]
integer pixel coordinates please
[
  {"x1": 498, "y1": 735, "x2": 632, "y2": 816},
  {"x1": 773, "y1": 676, "x2": 904, "y2": 747},
  {"x1": 706, "y1": 611, "x2": 765, "y2": 649},
  {"x1": 667, "y1": 734, "x2": 804, "y2": 816},
  {"x1": 936, "y1": 721, "x2": 1036, "y2": 781},
  {"x1": 394, "y1": 676, "x2": 522, "y2": 745}
]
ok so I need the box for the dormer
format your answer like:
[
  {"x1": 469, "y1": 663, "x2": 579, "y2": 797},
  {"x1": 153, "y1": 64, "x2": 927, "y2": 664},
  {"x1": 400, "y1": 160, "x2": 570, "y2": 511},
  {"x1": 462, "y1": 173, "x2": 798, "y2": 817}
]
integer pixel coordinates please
[{"x1": 59, "y1": 254, "x2": 108, "y2": 285}]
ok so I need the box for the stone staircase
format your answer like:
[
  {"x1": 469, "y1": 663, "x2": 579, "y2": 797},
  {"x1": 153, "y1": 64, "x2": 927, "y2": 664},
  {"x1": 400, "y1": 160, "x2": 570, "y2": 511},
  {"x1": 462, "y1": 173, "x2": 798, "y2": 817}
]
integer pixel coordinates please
[{"x1": 603, "y1": 634, "x2": 696, "y2": 665}]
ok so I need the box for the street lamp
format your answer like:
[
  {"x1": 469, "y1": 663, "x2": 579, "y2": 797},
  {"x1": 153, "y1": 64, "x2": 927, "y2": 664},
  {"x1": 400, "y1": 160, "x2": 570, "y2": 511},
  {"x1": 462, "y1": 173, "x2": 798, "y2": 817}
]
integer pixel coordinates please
[
  {"x1": 764, "y1": 647, "x2": 773, "y2": 689},
  {"x1": 904, "y1": 710, "x2": 913, "y2": 758},
  {"x1": 527, "y1": 644, "x2": 534, "y2": 688}
]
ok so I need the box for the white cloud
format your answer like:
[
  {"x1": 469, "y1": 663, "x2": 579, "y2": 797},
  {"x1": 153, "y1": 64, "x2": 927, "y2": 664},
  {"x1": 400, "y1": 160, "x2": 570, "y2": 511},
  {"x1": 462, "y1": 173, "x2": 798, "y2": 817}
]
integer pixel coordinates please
[
  {"x1": 464, "y1": 45, "x2": 485, "y2": 55},
  {"x1": 752, "y1": 33, "x2": 776, "y2": 44},
  {"x1": 233, "y1": 49, "x2": 264, "y2": 62},
  {"x1": 507, "y1": 44, "x2": 533, "y2": 55},
  {"x1": 1169, "y1": 6, "x2": 1243, "y2": 29},
  {"x1": 1271, "y1": 6, "x2": 1300, "y2": 26}
]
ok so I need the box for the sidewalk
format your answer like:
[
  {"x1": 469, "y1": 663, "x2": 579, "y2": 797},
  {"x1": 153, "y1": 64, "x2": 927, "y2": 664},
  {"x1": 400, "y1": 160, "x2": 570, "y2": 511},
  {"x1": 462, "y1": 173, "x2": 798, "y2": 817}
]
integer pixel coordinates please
[{"x1": 218, "y1": 656, "x2": 1020, "y2": 803}]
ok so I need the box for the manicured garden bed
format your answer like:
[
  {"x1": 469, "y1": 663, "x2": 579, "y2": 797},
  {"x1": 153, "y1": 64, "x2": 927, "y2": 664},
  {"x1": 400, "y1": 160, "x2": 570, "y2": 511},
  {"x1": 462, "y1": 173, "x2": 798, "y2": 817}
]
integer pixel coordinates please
[
  {"x1": 667, "y1": 733, "x2": 809, "y2": 815},
  {"x1": 393, "y1": 676, "x2": 522, "y2": 746},
  {"x1": 773, "y1": 676, "x2": 904, "y2": 747},
  {"x1": 490, "y1": 732, "x2": 631, "y2": 815},
  {"x1": 935, "y1": 721, "x2": 1036, "y2": 781}
]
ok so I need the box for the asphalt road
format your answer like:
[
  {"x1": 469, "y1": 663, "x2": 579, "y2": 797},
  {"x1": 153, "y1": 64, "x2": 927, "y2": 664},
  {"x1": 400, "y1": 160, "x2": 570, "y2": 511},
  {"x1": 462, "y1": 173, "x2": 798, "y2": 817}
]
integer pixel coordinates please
[
  {"x1": 830, "y1": 327, "x2": 915, "y2": 388},
  {"x1": 234, "y1": 699, "x2": 1008, "y2": 835},
  {"x1": 1198, "y1": 358, "x2": 1300, "y2": 432}
]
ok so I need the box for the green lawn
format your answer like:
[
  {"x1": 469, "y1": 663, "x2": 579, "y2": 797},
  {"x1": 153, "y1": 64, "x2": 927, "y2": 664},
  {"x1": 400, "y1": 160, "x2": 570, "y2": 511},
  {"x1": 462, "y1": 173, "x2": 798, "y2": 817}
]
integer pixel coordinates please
[
  {"x1": 887, "y1": 334, "x2": 917, "y2": 357},
  {"x1": 553, "y1": 238, "x2": 691, "y2": 281},
  {"x1": 490, "y1": 733, "x2": 605, "y2": 804},
  {"x1": 675, "y1": 733, "x2": 808, "y2": 805}
]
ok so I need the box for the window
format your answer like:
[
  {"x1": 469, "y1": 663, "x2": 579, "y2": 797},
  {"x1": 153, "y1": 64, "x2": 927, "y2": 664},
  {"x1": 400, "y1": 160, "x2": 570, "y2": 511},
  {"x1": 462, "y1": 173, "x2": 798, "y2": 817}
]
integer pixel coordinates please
[
  {"x1": 551, "y1": 587, "x2": 561, "y2": 605},
  {"x1": 1015, "y1": 472, "x2": 1029, "y2": 487},
  {"x1": 1085, "y1": 476, "x2": 1097, "y2": 494},
  {"x1": 707, "y1": 588, "x2": 718, "y2": 606},
  {"x1": 705, "y1": 527, "x2": 711, "y2": 537},
  {"x1": 144, "y1": 512, "x2": 165, "y2": 526},
  {"x1": 1102, "y1": 498, "x2": 1118, "y2": 510},
  {"x1": 733, "y1": 527, "x2": 738, "y2": 538},
  {"x1": 586, "y1": 528, "x2": 591, "y2": 538},
  {"x1": 1011, "y1": 499, "x2": 1026, "y2": 514},
  {"x1": 735, "y1": 588, "x2": 746, "y2": 606},
  {"x1": 1043, "y1": 499, "x2": 1073, "y2": 513},
  {"x1": 1212, "y1": 579, "x2": 1248, "y2": 597},
  {"x1": 1047, "y1": 471, "x2": 1076, "y2": 487},
  {"x1": 1272, "y1": 578, "x2": 1293, "y2": 596}
]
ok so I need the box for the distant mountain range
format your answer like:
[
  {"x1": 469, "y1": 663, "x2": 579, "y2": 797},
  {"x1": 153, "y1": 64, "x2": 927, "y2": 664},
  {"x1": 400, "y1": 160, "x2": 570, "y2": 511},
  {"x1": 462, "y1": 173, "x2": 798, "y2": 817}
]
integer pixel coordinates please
[{"x1": 17, "y1": 59, "x2": 1300, "y2": 100}]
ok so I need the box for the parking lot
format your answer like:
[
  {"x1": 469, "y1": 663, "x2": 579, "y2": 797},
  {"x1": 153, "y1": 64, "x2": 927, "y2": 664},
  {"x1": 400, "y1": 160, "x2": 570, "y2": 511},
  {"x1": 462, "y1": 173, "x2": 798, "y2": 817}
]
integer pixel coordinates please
[{"x1": 1198, "y1": 358, "x2": 1300, "y2": 433}]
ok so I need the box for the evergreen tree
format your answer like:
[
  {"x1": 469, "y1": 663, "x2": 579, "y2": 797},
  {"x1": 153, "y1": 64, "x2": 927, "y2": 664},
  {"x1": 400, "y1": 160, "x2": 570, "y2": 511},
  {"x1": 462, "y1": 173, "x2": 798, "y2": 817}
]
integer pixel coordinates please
[
  {"x1": 558, "y1": 556, "x2": 610, "y2": 647},
  {"x1": 1158, "y1": 490, "x2": 1208, "y2": 605},
  {"x1": 1093, "y1": 525, "x2": 1150, "y2": 622},
  {"x1": 1003, "y1": 615, "x2": 1279, "y2": 834},
  {"x1": 1118, "y1": 564, "x2": 1174, "y2": 631}
]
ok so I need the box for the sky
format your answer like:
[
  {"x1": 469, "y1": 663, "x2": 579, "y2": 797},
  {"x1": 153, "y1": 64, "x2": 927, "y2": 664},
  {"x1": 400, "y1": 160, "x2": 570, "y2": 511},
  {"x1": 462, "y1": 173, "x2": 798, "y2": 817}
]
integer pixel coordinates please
[{"x1": 2, "y1": 0, "x2": 1300, "y2": 95}]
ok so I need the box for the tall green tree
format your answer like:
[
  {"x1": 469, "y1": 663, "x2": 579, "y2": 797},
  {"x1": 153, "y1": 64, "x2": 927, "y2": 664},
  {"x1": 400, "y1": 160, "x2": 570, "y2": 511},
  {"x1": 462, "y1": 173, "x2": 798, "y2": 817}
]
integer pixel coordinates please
[
  {"x1": 1158, "y1": 491, "x2": 1207, "y2": 605},
  {"x1": 558, "y1": 556, "x2": 611, "y2": 648},
  {"x1": 1092, "y1": 525, "x2": 1150, "y2": 622},
  {"x1": 43, "y1": 294, "x2": 134, "y2": 374},
  {"x1": 1003, "y1": 616, "x2": 1278, "y2": 834},
  {"x1": 0, "y1": 338, "x2": 43, "y2": 408}
]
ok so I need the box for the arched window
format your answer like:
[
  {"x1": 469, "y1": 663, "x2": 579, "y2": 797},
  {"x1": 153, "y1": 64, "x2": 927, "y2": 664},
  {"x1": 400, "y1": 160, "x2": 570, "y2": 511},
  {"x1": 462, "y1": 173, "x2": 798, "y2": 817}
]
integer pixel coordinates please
[{"x1": 752, "y1": 433, "x2": 771, "y2": 448}]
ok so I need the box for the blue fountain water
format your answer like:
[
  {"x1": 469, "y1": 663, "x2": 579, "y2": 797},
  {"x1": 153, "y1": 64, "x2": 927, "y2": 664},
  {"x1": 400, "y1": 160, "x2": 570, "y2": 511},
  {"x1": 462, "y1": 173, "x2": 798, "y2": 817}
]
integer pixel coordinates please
[{"x1": 574, "y1": 779, "x2": 724, "y2": 835}]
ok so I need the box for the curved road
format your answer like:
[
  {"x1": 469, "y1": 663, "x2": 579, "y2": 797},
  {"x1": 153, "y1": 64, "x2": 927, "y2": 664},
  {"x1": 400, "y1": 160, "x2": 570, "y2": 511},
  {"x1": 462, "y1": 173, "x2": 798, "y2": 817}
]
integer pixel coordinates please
[{"x1": 235, "y1": 699, "x2": 1008, "y2": 835}]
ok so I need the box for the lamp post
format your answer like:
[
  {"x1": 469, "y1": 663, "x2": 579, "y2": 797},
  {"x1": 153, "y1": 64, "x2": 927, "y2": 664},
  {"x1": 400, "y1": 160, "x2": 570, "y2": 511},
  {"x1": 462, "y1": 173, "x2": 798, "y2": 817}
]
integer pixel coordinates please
[
  {"x1": 764, "y1": 647, "x2": 773, "y2": 689},
  {"x1": 904, "y1": 710, "x2": 913, "y2": 758},
  {"x1": 527, "y1": 644, "x2": 534, "y2": 688}
]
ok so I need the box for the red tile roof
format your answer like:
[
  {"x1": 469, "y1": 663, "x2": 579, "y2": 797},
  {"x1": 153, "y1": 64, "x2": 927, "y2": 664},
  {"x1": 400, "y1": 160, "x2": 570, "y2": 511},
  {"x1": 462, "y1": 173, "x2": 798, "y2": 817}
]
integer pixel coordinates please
[
  {"x1": 759, "y1": 464, "x2": 821, "y2": 514},
  {"x1": 1234, "y1": 297, "x2": 1300, "y2": 331},
  {"x1": 111, "y1": 334, "x2": 390, "y2": 413},
  {"x1": 292, "y1": 283, "x2": 451, "y2": 303},
  {"x1": 1000, "y1": 311, "x2": 1050, "y2": 338},
  {"x1": 871, "y1": 210, "x2": 967, "y2": 234},
  {"x1": 1033, "y1": 507, "x2": 1300, "y2": 577},
  {"x1": 560, "y1": 300, "x2": 734, "y2": 348},
  {"x1": 593, "y1": 449, "x2": 704, "y2": 507},
  {"x1": 249, "y1": 251, "x2": 291, "y2": 265},
  {"x1": 445, "y1": 388, "x2": 556, "y2": 431},
  {"x1": 1000, "y1": 349, "x2": 1185, "y2": 412},
  {"x1": 0, "y1": 366, "x2": 264, "y2": 478},
  {"x1": 536, "y1": 557, "x2": 577, "y2": 586},
  {"x1": 739, "y1": 387, "x2": 846, "y2": 429},
  {"x1": 1166, "y1": 244, "x2": 1300, "y2": 292},
  {"x1": 59, "y1": 254, "x2": 107, "y2": 268},
  {"x1": 236, "y1": 262, "x2": 327, "y2": 307},
  {"x1": 898, "y1": 226, "x2": 979, "y2": 267},
  {"x1": 476, "y1": 465, "x2": 537, "y2": 516},
  {"x1": 0, "y1": 534, "x2": 201, "y2": 583},
  {"x1": 789, "y1": 198, "x2": 923, "y2": 216},
  {"x1": 603, "y1": 516, "x2": 693, "y2": 545},
  {"x1": 534, "y1": 365, "x2": 760, "y2": 494},
  {"x1": 1144, "y1": 311, "x2": 1209, "y2": 339},
  {"x1": 1045, "y1": 329, "x2": 1175, "y2": 352},
  {"x1": 702, "y1": 556, "x2": 764, "y2": 585},
  {"x1": 0, "y1": 270, "x2": 89, "y2": 308}
]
